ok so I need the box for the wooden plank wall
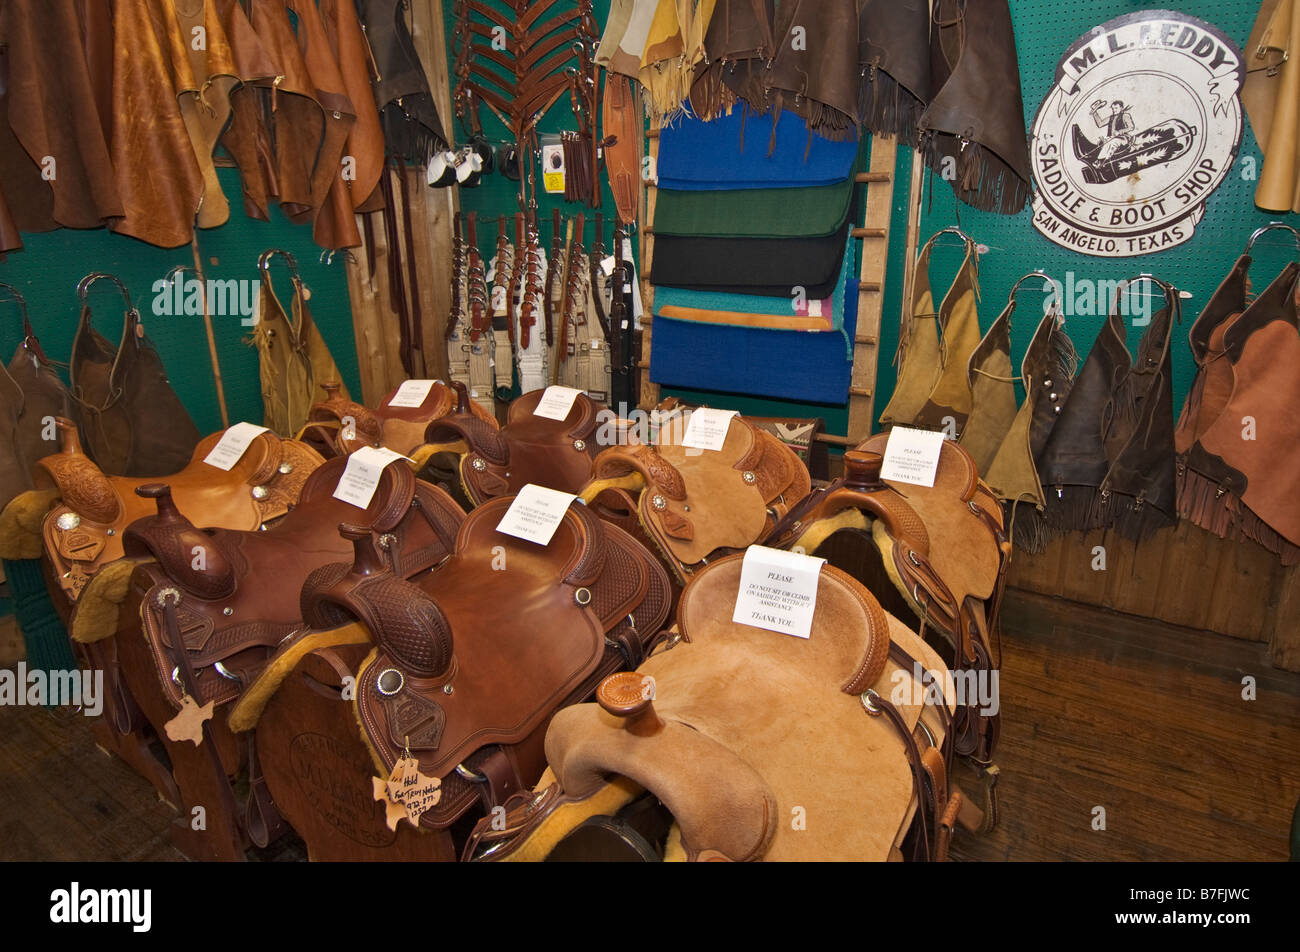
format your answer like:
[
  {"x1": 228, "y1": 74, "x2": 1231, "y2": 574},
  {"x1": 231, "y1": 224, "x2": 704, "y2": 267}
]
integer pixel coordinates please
[
  {"x1": 344, "y1": 0, "x2": 457, "y2": 403},
  {"x1": 1009, "y1": 524, "x2": 1300, "y2": 672}
]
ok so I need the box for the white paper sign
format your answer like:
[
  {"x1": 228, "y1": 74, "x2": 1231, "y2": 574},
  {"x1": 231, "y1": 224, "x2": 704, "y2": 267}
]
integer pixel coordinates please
[
  {"x1": 333, "y1": 446, "x2": 410, "y2": 508},
  {"x1": 495, "y1": 484, "x2": 578, "y2": 546},
  {"x1": 203, "y1": 422, "x2": 269, "y2": 471},
  {"x1": 681, "y1": 408, "x2": 738, "y2": 451},
  {"x1": 388, "y1": 379, "x2": 436, "y2": 408},
  {"x1": 880, "y1": 426, "x2": 946, "y2": 488},
  {"x1": 732, "y1": 545, "x2": 826, "y2": 639},
  {"x1": 533, "y1": 385, "x2": 583, "y2": 421}
]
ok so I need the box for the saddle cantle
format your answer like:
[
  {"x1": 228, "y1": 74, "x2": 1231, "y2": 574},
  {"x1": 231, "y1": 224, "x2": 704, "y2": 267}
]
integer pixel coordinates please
[
  {"x1": 764, "y1": 436, "x2": 1009, "y2": 812},
  {"x1": 117, "y1": 456, "x2": 465, "y2": 711},
  {"x1": 421, "y1": 383, "x2": 607, "y2": 506},
  {"x1": 580, "y1": 408, "x2": 811, "y2": 582},
  {"x1": 230, "y1": 491, "x2": 673, "y2": 854},
  {"x1": 464, "y1": 555, "x2": 957, "y2": 862},
  {"x1": 301, "y1": 379, "x2": 496, "y2": 458},
  {"x1": 36, "y1": 418, "x2": 322, "y2": 601}
]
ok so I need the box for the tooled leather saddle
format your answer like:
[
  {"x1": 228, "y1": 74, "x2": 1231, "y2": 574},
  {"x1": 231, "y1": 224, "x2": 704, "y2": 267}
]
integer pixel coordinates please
[
  {"x1": 301, "y1": 379, "x2": 496, "y2": 459},
  {"x1": 231, "y1": 491, "x2": 673, "y2": 853},
  {"x1": 34, "y1": 419, "x2": 321, "y2": 601},
  {"x1": 421, "y1": 383, "x2": 610, "y2": 506},
  {"x1": 464, "y1": 555, "x2": 957, "y2": 862},
  {"x1": 579, "y1": 408, "x2": 811, "y2": 582},
  {"x1": 110, "y1": 457, "x2": 465, "y2": 712},
  {"x1": 764, "y1": 435, "x2": 1009, "y2": 798}
]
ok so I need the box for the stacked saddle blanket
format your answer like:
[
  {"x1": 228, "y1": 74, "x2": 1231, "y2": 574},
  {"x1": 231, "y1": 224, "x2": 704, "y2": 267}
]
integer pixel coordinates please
[
  {"x1": 648, "y1": 104, "x2": 860, "y2": 402},
  {"x1": 651, "y1": 278, "x2": 860, "y2": 405}
]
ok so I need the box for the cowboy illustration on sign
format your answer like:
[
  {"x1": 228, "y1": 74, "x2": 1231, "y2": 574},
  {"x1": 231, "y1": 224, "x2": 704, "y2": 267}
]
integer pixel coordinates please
[
  {"x1": 1030, "y1": 12, "x2": 1244, "y2": 257},
  {"x1": 1072, "y1": 98, "x2": 1198, "y2": 184}
]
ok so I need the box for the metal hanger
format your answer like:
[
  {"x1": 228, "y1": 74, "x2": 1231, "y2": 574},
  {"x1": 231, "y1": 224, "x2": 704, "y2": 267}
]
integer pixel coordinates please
[
  {"x1": 76, "y1": 272, "x2": 135, "y2": 311},
  {"x1": 1244, "y1": 221, "x2": 1300, "y2": 258},
  {"x1": 1007, "y1": 270, "x2": 1057, "y2": 305},
  {"x1": 258, "y1": 248, "x2": 302, "y2": 281}
]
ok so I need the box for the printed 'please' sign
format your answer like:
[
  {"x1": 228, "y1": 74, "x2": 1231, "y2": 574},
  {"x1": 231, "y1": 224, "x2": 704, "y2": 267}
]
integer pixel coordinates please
[{"x1": 732, "y1": 545, "x2": 826, "y2": 639}]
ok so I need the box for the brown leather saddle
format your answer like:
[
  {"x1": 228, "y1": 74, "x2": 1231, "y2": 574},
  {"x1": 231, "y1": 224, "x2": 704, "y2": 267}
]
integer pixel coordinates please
[
  {"x1": 579, "y1": 409, "x2": 811, "y2": 583},
  {"x1": 35, "y1": 419, "x2": 322, "y2": 601},
  {"x1": 113, "y1": 456, "x2": 464, "y2": 712},
  {"x1": 764, "y1": 434, "x2": 1008, "y2": 804},
  {"x1": 71, "y1": 273, "x2": 201, "y2": 477},
  {"x1": 301, "y1": 379, "x2": 496, "y2": 459},
  {"x1": 231, "y1": 492, "x2": 673, "y2": 853},
  {"x1": 421, "y1": 383, "x2": 608, "y2": 506},
  {"x1": 464, "y1": 555, "x2": 957, "y2": 862}
]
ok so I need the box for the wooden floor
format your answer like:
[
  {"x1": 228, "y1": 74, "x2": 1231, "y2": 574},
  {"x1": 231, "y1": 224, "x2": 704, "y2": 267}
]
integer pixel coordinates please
[{"x1": 1, "y1": 589, "x2": 1298, "y2": 862}]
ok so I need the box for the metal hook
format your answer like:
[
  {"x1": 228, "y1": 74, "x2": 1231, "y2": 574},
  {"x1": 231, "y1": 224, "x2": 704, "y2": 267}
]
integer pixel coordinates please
[
  {"x1": 926, "y1": 225, "x2": 978, "y2": 247},
  {"x1": 258, "y1": 248, "x2": 301, "y2": 281},
  {"x1": 1007, "y1": 269, "x2": 1056, "y2": 305},
  {"x1": 76, "y1": 272, "x2": 134, "y2": 310},
  {"x1": 0, "y1": 281, "x2": 29, "y2": 315},
  {"x1": 1245, "y1": 221, "x2": 1300, "y2": 258}
]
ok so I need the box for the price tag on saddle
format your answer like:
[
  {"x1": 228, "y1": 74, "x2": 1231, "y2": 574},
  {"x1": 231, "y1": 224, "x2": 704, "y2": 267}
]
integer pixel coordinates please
[
  {"x1": 495, "y1": 484, "x2": 578, "y2": 546},
  {"x1": 681, "y1": 408, "x2": 738, "y2": 451},
  {"x1": 388, "y1": 379, "x2": 437, "y2": 408},
  {"x1": 203, "y1": 422, "x2": 269, "y2": 471},
  {"x1": 880, "y1": 426, "x2": 946, "y2": 488},
  {"x1": 333, "y1": 446, "x2": 410, "y2": 509},
  {"x1": 533, "y1": 385, "x2": 584, "y2": 420},
  {"x1": 372, "y1": 756, "x2": 442, "y2": 831},
  {"x1": 732, "y1": 545, "x2": 826, "y2": 639}
]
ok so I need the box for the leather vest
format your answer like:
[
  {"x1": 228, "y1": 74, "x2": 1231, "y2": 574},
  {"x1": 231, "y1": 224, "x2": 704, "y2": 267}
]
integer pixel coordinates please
[
  {"x1": 858, "y1": 0, "x2": 932, "y2": 146},
  {"x1": 958, "y1": 295, "x2": 1019, "y2": 475},
  {"x1": 357, "y1": 0, "x2": 448, "y2": 162},
  {"x1": 70, "y1": 293, "x2": 201, "y2": 477},
  {"x1": 879, "y1": 233, "x2": 978, "y2": 430},
  {"x1": 766, "y1": 0, "x2": 860, "y2": 141},
  {"x1": 108, "y1": 0, "x2": 205, "y2": 248},
  {"x1": 982, "y1": 305, "x2": 1077, "y2": 552},
  {"x1": 254, "y1": 263, "x2": 351, "y2": 438},
  {"x1": 918, "y1": 0, "x2": 1032, "y2": 215},
  {"x1": 0, "y1": 0, "x2": 122, "y2": 237},
  {"x1": 1176, "y1": 258, "x2": 1300, "y2": 563},
  {"x1": 690, "y1": 0, "x2": 773, "y2": 120},
  {"x1": 0, "y1": 290, "x2": 78, "y2": 508},
  {"x1": 216, "y1": 0, "x2": 283, "y2": 222},
  {"x1": 171, "y1": 0, "x2": 277, "y2": 231},
  {"x1": 1038, "y1": 279, "x2": 1179, "y2": 541}
]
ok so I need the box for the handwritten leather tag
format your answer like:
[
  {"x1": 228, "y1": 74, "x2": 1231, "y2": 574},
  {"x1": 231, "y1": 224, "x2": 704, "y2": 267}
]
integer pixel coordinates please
[
  {"x1": 372, "y1": 757, "x2": 442, "y2": 831},
  {"x1": 164, "y1": 695, "x2": 214, "y2": 746}
]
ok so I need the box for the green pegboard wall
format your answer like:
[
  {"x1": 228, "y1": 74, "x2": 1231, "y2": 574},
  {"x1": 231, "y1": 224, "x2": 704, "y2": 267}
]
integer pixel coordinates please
[
  {"x1": 0, "y1": 168, "x2": 362, "y2": 437},
  {"x1": 889, "y1": 0, "x2": 1297, "y2": 418}
]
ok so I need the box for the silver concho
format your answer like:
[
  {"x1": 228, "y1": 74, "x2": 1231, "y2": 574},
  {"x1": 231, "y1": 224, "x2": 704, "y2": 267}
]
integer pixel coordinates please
[
  {"x1": 278, "y1": 462, "x2": 294, "y2": 475},
  {"x1": 651, "y1": 494, "x2": 667, "y2": 511},
  {"x1": 251, "y1": 485, "x2": 270, "y2": 500},
  {"x1": 471, "y1": 457, "x2": 487, "y2": 472},
  {"x1": 573, "y1": 439, "x2": 586, "y2": 452},
  {"x1": 377, "y1": 668, "x2": 405, "y2": 696},
  {"x1": 742, "y1": 471, "x2": 757, "y2": 484},
  {"x1": 56, "y1": 512, "x2": 81, "y2": 531}
]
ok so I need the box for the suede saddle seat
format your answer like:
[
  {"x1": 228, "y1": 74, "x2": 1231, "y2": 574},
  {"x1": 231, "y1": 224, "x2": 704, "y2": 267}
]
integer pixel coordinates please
[
  {"x1": 112, "y1": 457, "x2": 465, "y2": 711},
  {"x1": 578, "y1": 410, "x2": 812, "y2": 583},
  {"x1": 764, "y1": 436, "x2": 1009, "y2": 768},
  {"x1": 231, "y1": 492, "x2": 673, "y2": 840},
  {"x1": 300, "y1": 379, "x2": 497, "y2": 458},
  {"x1": 34, "y1": 418, "x2": 323, "y2": 601},
  {"x1": 421, "y1": 383, "x2": 606, "y2": 505},
  {"x1": 463, "y1": 555, "x2": 957, "y2": 862}
]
